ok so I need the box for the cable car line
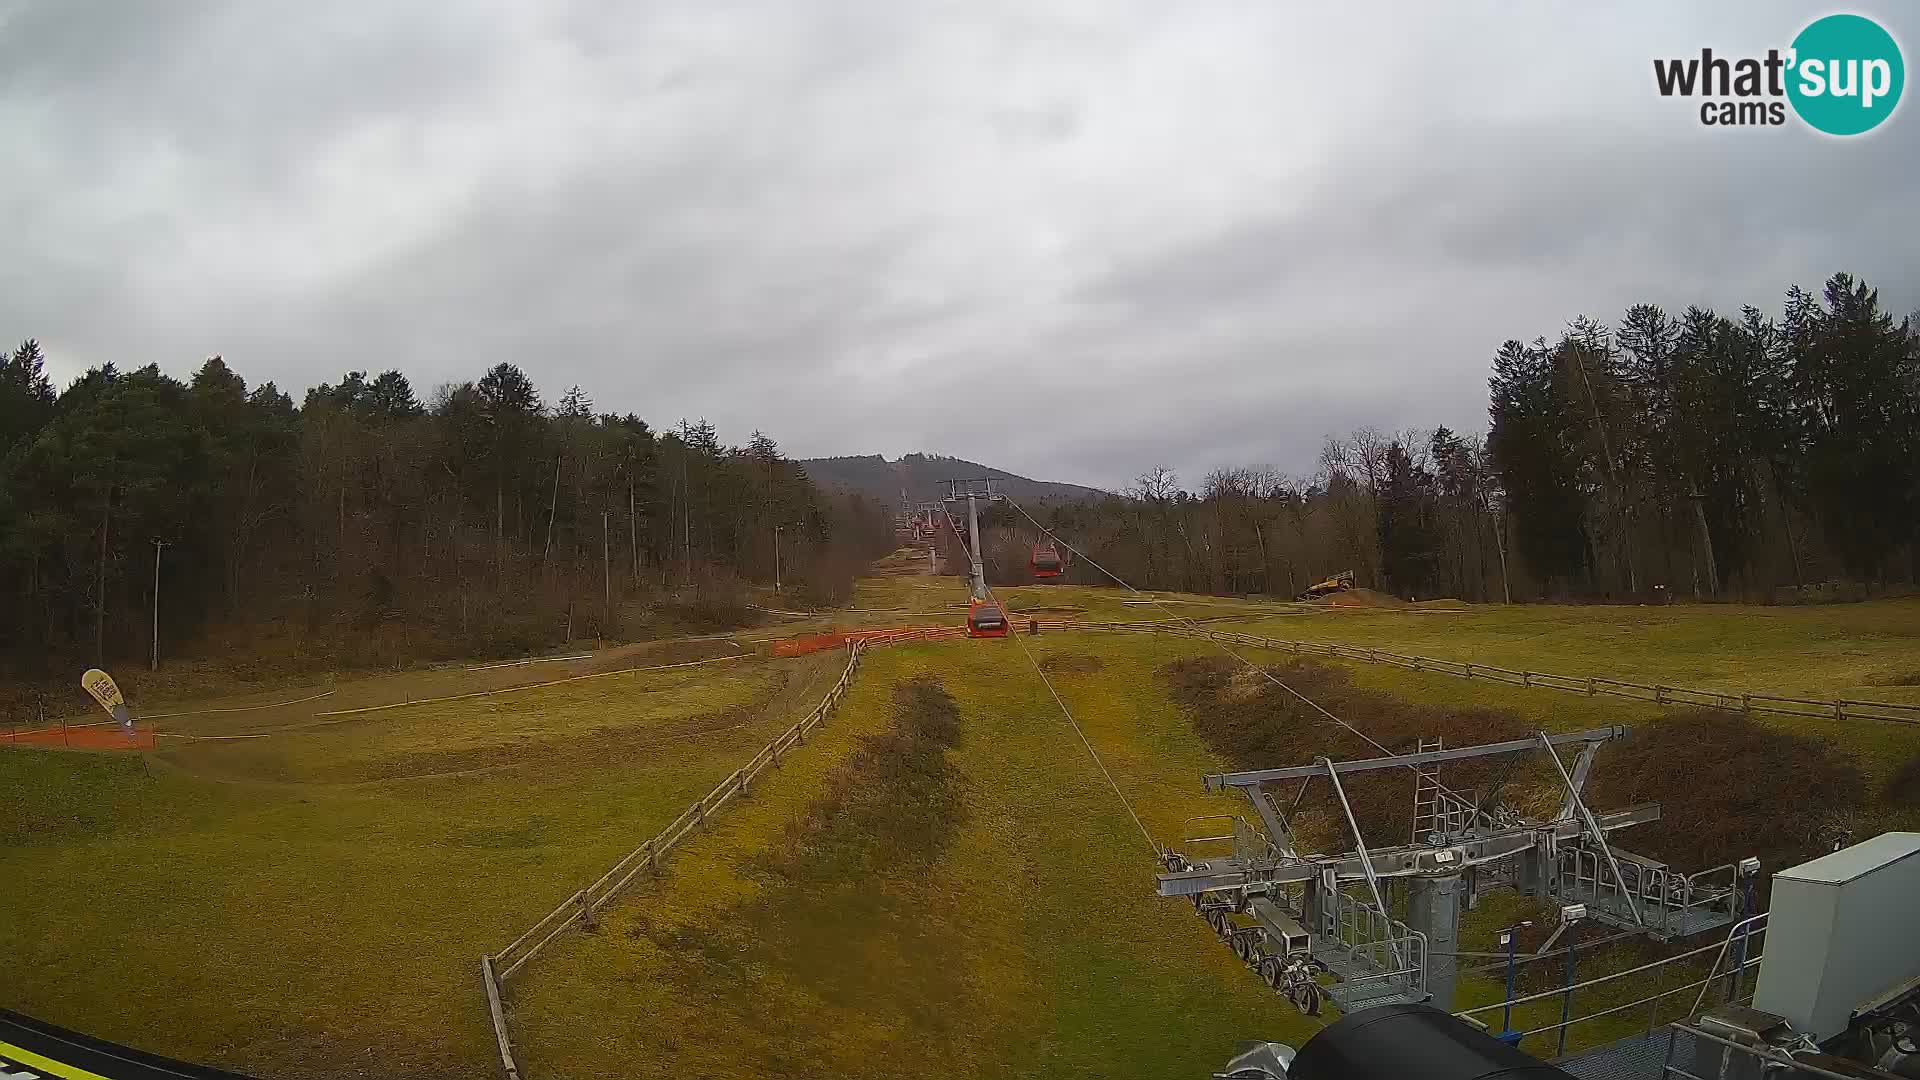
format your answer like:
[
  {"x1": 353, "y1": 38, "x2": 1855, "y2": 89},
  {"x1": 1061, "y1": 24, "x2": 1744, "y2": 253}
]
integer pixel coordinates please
[
  {"x1": 936, "y1": 481, "x2": 1151, "y2": 850},
  {"x1": 999, "y1": 495, "x2": 1491, "y2": 816},
  {"x1": 1009, "y1": 628, "x2": 1160, "y2": 856}
]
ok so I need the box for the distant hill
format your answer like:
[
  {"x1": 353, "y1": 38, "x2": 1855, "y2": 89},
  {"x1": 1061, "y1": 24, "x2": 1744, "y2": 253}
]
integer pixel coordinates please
[{"x1": 798, "y1": 453, "x2": 1108, "y2": 508}]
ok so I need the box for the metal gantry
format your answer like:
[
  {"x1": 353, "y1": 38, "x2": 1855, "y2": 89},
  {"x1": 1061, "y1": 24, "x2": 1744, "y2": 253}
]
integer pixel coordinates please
[
  {"x1": 942, "y1": 478, "x2": 1001, "y2": 601},
  {"x1": 1159, "y1": 726, "x2": 1755, "y2": 1016}
]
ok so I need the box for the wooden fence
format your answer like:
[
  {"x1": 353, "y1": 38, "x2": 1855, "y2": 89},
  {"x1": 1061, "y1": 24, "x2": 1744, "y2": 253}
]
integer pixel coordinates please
[
  {"x1": 1048, "y1": 621, "x2": 1920, "y2": 728},
  {"x1": 480, "y1": 626, "x2": 960, "y2": 1080}
]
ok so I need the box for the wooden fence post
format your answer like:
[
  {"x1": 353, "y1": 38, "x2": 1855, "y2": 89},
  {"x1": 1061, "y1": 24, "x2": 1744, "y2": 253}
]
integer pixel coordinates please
[{"x1": 482, "y1": 956, "x2": 521, "y2": 1080}]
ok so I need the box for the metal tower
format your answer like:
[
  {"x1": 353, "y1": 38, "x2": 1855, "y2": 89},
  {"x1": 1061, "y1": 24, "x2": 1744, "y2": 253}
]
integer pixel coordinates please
[
  {"x1": 942, "y1": 478, "x2": 1000, "y2": 600},
  {"x1": 1160, "y1": 726, "x2": 1756, "y2": 1015}
]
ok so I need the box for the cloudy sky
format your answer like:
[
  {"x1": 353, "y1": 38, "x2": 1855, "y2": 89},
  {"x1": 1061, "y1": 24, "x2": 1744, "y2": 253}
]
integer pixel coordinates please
[{"x1": 3, "y1": 2, "x2": 1915, "y2": 490}]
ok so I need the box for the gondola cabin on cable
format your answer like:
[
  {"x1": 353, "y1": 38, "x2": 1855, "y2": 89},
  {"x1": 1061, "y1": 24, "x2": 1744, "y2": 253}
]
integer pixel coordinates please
[
  {"x1": 966, "y1": 598, "x2": 1009, "y2": 638},
  {"x1": 1029, "y1": 544, "x2": 1064, "y2": 579}
]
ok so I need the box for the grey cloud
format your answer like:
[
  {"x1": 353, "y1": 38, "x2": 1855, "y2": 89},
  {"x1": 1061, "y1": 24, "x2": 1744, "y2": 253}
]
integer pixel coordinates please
[{"x1": 2, "y1": 2, "x2": 1916, "y2": 492}]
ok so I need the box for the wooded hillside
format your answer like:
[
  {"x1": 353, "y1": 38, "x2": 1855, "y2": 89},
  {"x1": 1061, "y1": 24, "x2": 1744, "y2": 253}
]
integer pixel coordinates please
[
  {"x1": 980, "y1": 273, "x2": 1918, "y2": 603},
  {"x1": 0, "y1": 356, "x2": 894, "y2": 683}
]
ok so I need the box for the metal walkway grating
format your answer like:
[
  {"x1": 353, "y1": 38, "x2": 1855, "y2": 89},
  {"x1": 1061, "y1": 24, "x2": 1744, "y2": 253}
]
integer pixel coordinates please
[{"x1": 1556, "y1": 1026, "x2": 1697, "y2": 1080}]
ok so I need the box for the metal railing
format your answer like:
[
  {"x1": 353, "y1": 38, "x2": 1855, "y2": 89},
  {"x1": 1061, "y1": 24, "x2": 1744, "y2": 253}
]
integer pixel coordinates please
[
  {"x1": 1176, "y1": 814, "x2": 1283, "y2": 873},
  {"x1": 1660, "y1": 1016, "x2": 1857, "y2": 1080},
  {"x1": 1690, "y1": 913, "x2": 1768, "y2": 1015},
  {"x1": 479, "y1": 627, "x2": 959, "y2": 1079},
  {"x1": 1321, "y1": 888, "x2": 1428, "y2": 1006},
  {"x1": 1456, "y1": 915, "x2": 1768, "y2": 1052},
  {"x1": 1549, "y1": 847, "x2": 1741, "y2": 937},
  {"x1": 1037, "y1": 621, "x2": 1920, "y2": 729}
]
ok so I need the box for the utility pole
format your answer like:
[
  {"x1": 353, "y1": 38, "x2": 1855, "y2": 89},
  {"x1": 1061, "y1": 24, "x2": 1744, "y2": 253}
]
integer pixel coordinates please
[
  {"x1": 150, "y1": 539, "x2": 166, "y2": 671},
  {"x1": 1572, "y1": 337, "x2": 1636, "y2": 595},
  {"x1": 1491, "y1": 506, "x2": 1513, "y2": 605},
  {"x1": 602, "y1": 511, "x2": 611, "y2": 617},
  {"x1": 542, "y1": 454, "x2": 561, "y2": 571},
  {"x1": 773, "y1": 525, "x2": 783, "y2": 593}
]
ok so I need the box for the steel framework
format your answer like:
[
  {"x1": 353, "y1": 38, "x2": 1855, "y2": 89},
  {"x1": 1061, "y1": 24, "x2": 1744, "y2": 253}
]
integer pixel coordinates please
[{"x1": 1160, "y1": 726, "x2": 1753, "y2": 1015}]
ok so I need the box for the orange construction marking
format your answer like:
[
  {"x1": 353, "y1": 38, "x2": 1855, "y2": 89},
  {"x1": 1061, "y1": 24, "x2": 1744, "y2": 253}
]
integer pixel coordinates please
[
  {"x1": 3, "y1": 723, "x2": 156, "y2": 752},
  {"x1": 769, "y1": 625, "x2": 964, "y2": 656}
]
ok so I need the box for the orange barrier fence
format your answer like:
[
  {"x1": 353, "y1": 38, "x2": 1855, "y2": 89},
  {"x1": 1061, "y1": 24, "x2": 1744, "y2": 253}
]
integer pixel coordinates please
[
  {"x1": 769, "y1": 625, "x2": 964, "y2": 656},
  {"x1": 3, "y1": 723, "x2": 156, "y2": 751}
]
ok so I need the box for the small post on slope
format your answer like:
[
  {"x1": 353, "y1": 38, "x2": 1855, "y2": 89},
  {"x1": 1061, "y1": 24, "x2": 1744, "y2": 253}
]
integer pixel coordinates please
[
  {"x1": 1558, "y1": 929, "x2": 1580, "y2": 1057},
  {"x1": 1495, "y1": 921, "x2": 1530, "y2": 1047}
]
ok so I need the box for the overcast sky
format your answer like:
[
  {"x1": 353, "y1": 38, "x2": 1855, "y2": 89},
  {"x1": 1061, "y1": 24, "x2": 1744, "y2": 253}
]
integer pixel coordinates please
[{"x1": 3, "y1": 2, "x2": 1915, "y2": 490}]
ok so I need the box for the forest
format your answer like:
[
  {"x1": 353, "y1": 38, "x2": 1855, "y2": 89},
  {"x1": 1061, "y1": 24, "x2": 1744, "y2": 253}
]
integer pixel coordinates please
[
  {"x1": 988, "y1": 273, "x2": 1919, "y2": 604},
  {"x1": 3, "y1": 270, "x2": 1914, "y2": 694},
  {"x1": 0, "y1": 354, "x2": 895, "y2": 689}
]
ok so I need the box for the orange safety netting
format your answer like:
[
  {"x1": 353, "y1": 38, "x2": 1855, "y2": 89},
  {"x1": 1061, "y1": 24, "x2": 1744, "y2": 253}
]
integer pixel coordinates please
[
  {"x1": 769, "y1": 625, "x2": 963, "y2": 656},
  {"x1": 2, "y1": 722, "x2": 157, "y2": 751}
]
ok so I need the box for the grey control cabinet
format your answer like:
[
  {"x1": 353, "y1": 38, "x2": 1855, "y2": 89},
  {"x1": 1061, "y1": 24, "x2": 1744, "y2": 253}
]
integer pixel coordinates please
[{"x1": 1752, "y1": 832, "x2": 1920, "y2": 1040}]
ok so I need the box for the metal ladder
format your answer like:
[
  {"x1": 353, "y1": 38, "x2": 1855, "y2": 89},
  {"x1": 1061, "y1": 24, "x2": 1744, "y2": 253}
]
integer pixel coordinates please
[{"x1": 1411, "y1": 737, "x2": 1444, "y2": 844}]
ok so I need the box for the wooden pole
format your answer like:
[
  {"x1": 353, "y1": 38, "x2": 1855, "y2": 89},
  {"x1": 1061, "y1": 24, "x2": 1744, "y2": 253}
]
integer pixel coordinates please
[
  {"x1": 151, "y1": 539, "x2": 166, "y2": 671},
  {"x1": 542, "y1": 454, "x2": 561, "y2": 570}
]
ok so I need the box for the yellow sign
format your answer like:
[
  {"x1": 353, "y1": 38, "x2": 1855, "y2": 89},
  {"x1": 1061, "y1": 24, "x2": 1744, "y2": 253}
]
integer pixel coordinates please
[
  {"x1": 80, "y1": 668, "x2": 131, "y2": 729},
  {"x1": 81, "y1": 668, "x2": 124, "y2": 713}
]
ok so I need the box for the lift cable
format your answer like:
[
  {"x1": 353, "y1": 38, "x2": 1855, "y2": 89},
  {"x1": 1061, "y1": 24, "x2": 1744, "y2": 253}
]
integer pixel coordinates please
[
  {"x1": 1001, "y1": 495, "x2": 1490, "y2": 818},
  {"x1": 944, "y1": 491, "x2": 1155, "y2": 853},
  {"x1": 1009, "y1": 627, "x2": 1161, "y2": 856}
]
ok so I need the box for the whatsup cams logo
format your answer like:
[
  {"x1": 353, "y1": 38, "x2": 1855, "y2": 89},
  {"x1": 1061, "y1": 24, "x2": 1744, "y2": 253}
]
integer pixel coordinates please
[{"x1": 1654, "y1": 13, "x2": 1904, "y2": 134}]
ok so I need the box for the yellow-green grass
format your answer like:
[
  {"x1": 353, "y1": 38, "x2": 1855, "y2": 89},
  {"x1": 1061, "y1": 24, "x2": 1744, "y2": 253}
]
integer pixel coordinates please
[
  {"x1": 1217, "y1": 597, "x2": 1920, "y2": 706},
  {"x1": 0, "y1": 648, "x2": 846, "y2": 1079},
  {"x1": 511, "y1": 610, "x2": 1920, "y2": 1075},
  {"x1": 862, "y1": 571, "x2": 1920, "y2": 774},
  {"x1": 17, "y1": 635, "x2": 754, "y2": 735},
  {"x1": 7, "y1": 568, "x2": 1917, "y2": 1077},
  {"x1": 511, "y1": 633, "x2": 1323, "y2": 1079}
]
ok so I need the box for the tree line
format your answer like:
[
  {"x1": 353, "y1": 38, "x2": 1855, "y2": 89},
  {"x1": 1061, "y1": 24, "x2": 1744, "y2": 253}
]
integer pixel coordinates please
[
  {"x1": 986, "y1": 273, "x2": 1918, "y2": 603},
  {"x1": 0, "y1": 352, "x2": 894, "y2": 683}
]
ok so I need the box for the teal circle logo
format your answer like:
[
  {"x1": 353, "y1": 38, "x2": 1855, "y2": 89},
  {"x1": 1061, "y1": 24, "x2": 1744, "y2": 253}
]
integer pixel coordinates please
[{"x1": 1788, "y1": 14, "x2": 1904, "y2": 135}]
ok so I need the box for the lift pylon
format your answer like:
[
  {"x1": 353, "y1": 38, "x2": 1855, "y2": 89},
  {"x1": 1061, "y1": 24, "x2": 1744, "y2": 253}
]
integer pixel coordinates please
[
  {"x1": 942, "y1": 479, "x2": 1007, "y2": 636},
  {"x1": 1162, "y1": 725, "x2": 1755, "y2": 1015}
]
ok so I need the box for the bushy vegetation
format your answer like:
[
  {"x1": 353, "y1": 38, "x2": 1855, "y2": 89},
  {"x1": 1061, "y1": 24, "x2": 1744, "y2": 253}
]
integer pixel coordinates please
[
  {"x1": 1162, "y1": 655, "x2": 1545, "y2": 849},
  {"x1": 0, "y1": 350, "x2": 895, "y2": 695},
  {"x1": 1162, "y1": 656, "x2": 1882, "y2": 883}
]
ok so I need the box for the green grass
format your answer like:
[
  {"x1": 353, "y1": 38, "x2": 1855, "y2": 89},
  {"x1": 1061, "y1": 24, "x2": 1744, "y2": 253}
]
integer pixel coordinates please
[
  {"x1": 0, "y1": 647, "x2": 846, "y2": 1079},
  {"x1": 1216, "y1": 597, "x2": 1920, "y2": 703},
  {"x1": 511, "y1": 635, "x2": 1323, "y2": 1079},
  {"x1": 5, "y1": 570, "x2": 1918, "y2": 1077},
  {"x1": 1203, "y1": 598, "x2": 1920, "y2": 783}
]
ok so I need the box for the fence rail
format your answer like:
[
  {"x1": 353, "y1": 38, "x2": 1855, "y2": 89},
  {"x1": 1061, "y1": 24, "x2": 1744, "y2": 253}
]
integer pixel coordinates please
[
  {"x1": 479, "y1": 626, "x2": 960, "y2": 1078},
  {"x1": 1040, "y1": 621, "x2": 1920, "y2": 729}
]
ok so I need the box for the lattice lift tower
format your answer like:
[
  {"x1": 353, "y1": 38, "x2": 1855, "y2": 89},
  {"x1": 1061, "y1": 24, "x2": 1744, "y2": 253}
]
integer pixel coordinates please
[
  {"x1": 1158, "y1": 726, "x2": 1758, "y2": 1016},
  {"x1": 941, "y1": 479, "x2": 1010, "y2": 637}
]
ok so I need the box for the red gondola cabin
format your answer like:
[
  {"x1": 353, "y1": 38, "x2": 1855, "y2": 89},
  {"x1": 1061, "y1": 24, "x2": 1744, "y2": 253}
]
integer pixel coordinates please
[
  {"x1": 1030, "y1": 544, "x2": 1063, "y2": 578},
  {"x1": 967, "y1": 599, "x2": 1009, "y2": 638}
]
